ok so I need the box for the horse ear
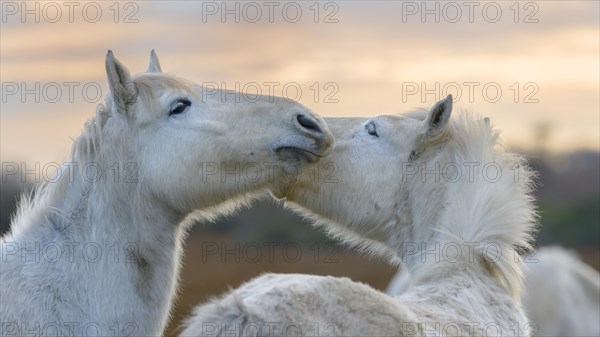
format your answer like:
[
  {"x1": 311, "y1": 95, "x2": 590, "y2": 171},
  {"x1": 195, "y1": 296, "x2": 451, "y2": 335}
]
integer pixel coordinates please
[
  {"x1": 483, "y1": 117, "x2": 491, "y2": 127},
  {"x1": 147, "y1": 49, "x2": 162, "y2": 73},
  {"x1": 409, "y1": 95, "x2": 453, "y2": 161},
  {"x1": 105, "y1": 50, "x2": 134, "y2": 113},
  {"x1": 424, "y1": 94, "x2": 452, "y2": 138}
]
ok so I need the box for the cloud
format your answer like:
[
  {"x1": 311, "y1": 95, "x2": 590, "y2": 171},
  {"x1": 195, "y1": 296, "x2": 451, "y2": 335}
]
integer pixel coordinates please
[{"x1": 1, "y1": 0, "x2": 598, "y2": 164}]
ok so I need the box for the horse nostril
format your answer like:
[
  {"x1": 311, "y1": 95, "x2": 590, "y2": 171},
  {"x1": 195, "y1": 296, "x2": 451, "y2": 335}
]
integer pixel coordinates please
[{"x1": 297, "y1": 114, "x2": 322, "y2": 134}]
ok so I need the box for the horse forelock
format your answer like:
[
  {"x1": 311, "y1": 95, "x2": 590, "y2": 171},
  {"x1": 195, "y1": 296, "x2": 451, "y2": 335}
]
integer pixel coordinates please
[{"x1": 134, "y1": 73, "x2": 194, "y2": 100}]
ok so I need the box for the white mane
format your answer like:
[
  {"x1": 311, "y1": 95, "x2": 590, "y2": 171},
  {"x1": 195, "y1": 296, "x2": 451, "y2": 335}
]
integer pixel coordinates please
[
  {"x1": 7, "y1": 103, "x2": 106, "y2": 240},
  {"x1": 417, "y1": 112, "x2": 538, "y2": 298}
]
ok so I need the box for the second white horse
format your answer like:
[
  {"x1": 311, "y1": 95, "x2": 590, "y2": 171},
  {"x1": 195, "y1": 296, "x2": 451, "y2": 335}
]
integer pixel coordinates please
[{"x1": 183, "y1": 96, "x2": 538, "y2": 336}]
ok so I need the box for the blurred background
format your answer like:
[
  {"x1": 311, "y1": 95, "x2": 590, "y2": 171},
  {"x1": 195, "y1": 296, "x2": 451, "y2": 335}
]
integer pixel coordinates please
[{"x1": 1, "y1": 1, "x2": 598, "y2": 335}]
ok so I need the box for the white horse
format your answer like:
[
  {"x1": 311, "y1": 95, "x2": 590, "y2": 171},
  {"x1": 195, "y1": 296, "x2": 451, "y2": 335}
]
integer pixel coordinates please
[
  {"x1": 182, "y1": 96, "x2": 538, "y2": 336},
  {"x1": 0, "y1": 51, "x2": 333, "y2": 336},
  {"x1": 387, "y1": 246, "x2": 600, "y2": 336},
  {"x1": 523, "y1": 247, "x2": 599, "y2": 336}
]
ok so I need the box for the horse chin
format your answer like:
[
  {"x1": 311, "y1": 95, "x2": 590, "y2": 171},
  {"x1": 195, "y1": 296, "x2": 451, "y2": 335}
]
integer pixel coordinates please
[
  {"x1": 270, "y1": 146, "x2": 323, "y2": 200},
  {"x1": 275, "y1": 147, "x2": 321, "y2": 164}
]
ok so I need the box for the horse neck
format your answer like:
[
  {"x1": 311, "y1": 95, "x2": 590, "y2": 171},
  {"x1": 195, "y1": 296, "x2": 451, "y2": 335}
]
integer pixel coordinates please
[
  {"x1": 15, "y1": 155, "x2": 185, "y2": 334},
  {"x1": 396, "y1": 118, "x2": 536, "y2": 299},
  {"x1": 86, "y1": 179, "x2": 185, "y2": 333}
]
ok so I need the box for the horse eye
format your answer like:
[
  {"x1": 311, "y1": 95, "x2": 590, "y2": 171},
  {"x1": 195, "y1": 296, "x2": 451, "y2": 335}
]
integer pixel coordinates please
[
  {"x1": 365, "y1": 121, "x2": 378, "y2": 137},
  {"x1": 169, "y1": 99, "x2": 191, "y2": 116}
]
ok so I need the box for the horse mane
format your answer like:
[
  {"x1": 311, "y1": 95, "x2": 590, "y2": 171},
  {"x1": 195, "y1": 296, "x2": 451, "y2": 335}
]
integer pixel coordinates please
[
  {"x1": 393, "y1": 110, "x2": 538, "y2": 298},
  {"x1": 433, "y1": 112, "x2": 538, "y2": 298},
  {"x1": 4, "y1": 74, "x2": 173, "y2": 238},
  {"x1": 2, "y1": 102, "x2": 108, "y2": 240}
]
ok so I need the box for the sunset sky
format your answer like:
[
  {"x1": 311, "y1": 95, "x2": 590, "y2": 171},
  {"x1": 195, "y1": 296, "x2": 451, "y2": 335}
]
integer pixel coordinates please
[{"x1": 1, "y1": 0, "x2": 598, "y2": 166}]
